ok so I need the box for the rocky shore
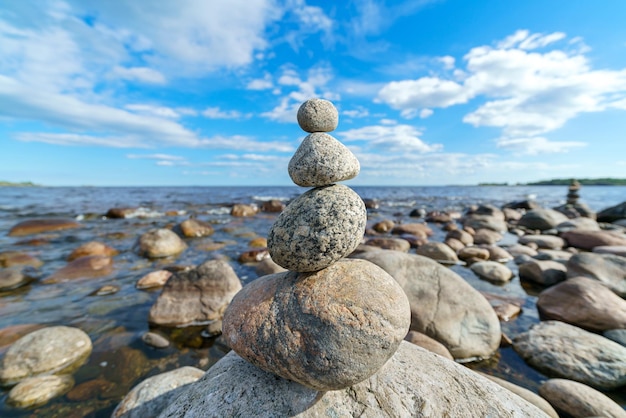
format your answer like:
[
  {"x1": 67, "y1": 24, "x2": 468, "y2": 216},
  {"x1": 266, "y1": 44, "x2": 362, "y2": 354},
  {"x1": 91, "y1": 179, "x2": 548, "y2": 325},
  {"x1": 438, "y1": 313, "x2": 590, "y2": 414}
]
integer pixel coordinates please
[{"x1": 0, "y1": 102, "x2": 625, "y2": 416}]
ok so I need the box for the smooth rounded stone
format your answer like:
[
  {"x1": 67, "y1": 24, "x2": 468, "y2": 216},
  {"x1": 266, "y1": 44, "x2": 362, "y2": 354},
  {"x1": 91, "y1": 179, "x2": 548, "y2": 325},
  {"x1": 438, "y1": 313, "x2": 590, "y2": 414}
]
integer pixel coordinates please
[
  {"x1": 106, "y1": 207, "x2": 138, "y2": 218},
  {"x1": 503, "y1": 207, "x2": 523, "y2": 221},
  {"x1": 466, "y1": 204, "x2": 505, "y2": 220},
  {"x1": 458, "y1": 246, "x2": 490, "y2": 262},
  {"x1": 416, "y1": 242, "x2": 459, "y2": 264},
  {"x1": 238, "y1": 248, "x2": 270, "y2": 263},
  {"x1": 446, "y1": 229, "x2": 473, "y2": 245},
  {"x1": 518, "y1": 209, "x2": 569, "y2": 231},
  {"x1": 222, "y1": 259, "x2": 410, "y2": 391},
  {"x1": 136, "y1": 270, "x2": 172, "y2": 289},
  {"x1": 492, "y1": 301, "x2": 522, "y2": 322},
  {"x1": 504, "y1": 199, "x2": 539, "y2": 211},
  {"x1": 477, "y1": 372, "x2": 559, "y2": 418},
  {"x1": 479, "y1": 245, "x2": 514, "y2": 262},
  {"x1": 0, "y1": 326, "x2": 92, "y2": 386},
  {"x1": 470, "y1": 261, "x2": 514, "y2": 284},
  {"x1": 444, "y1": 237, "x2": 465, "y2": 253},
  {"x1": 42, "y1": 255, "x2": 114, "y2": 284},
  {"x1": 288, "y1": 133, "x2": 360, "y2": 187},
  {"x1": 537, "y1": 276, "x2": 626, "y2": 332},
  {"x1": 597, "y1": 201, "x2": 626, "y2": 223},
  {"x1": 254, "y1": 257, "x2": 287, "y2": 277},
  {"x1": 364, "y1": 237, "x2": 410, "y2": 252},
  {"x1": 404, "y1": 330, "x2": 454, "y2": 360},
  {"x1": 0, "y1": 267, "x2": 35, "y2": 291},
  {"x1": 137, "y1": 229, "x2": 187, "y2": 259},
  {"x1": 518, "y1": 259, "x2": 567, "y2": 286},
  {"x1": 296, "y1": 98, "x2": 338, "y2": 133},
  {"x1": 261, "y1": 199, "x2": 285, "y2": 213},
  {"x1": 519, "y1": 234, "x2": 564, "y2": 250},
  {"x1": 149, "y1": 259, "x2": 242, "y2": 327},
  {"x1": 392, "y1": 223, "x2": 433, "y2": 239},
  {"x1": 0, "y1": 251, "x2": 43, "y2": 268},
  {"x1": 351, "y1": 250, "x2": 501, "y2": 361},
  {"x1": 248, "y1": 237, "x2": 267, "y2": 247},
  {"x1": 113, "y1": 366, "x2": 205, "y2": 418},
  {"x1": 230, "y1": 203, "x2": 257, "y2": 217},
  {"x1": 473, "y1": 228, "x2": 503, "y2": 245},
  {"x1": 91, "y1": 284, "x2": 120, "y2": 296},
  {"x1": 372, "y1": 219, "x2": 395, "y2": 233},
  {"x1": 539, "y1": 378, "x2": 626, "y2": 418},
  {"x1": 534, "y1": 249, "x2": 573, "y2": 262},
  {"x1": 141, "y1": 332, "x2": 170, "y2": 349},
  {"x1": 463, "y1": 214, "x2": 508, "y2": 233},
  {"x1": 158, "y1": 341, "x2": 547, "y2": 418},
  {"x1": 566, "y1": 252, "x2": 626, "y2": 297},
  {"x1": 556, "y1": 217, "x2": 601, "y2": 233},
  {"x1": 179, "y1": 218, "x2": 214, "y2": 238},
  {"x1": 513, "y1": 320, "x2": 626, "y2": 390},
  {"x1": 8, "y1": 218, "x2": 81, "y2": 236},
  {"x1": 561, "y1": 229, "x2": 626, "y2": 251},
  {"x1": 593, "y1": 245, "x2": 626, "y2": 257},
  {"x1": 505, "y1": 244, "x2": 539, "y2": 257},
  {"x1": 68, "y1": 241, "x2": 118, "y2": 261},
  {"x1": 267, "y1": 185, "x2": 366, "y2": 272},
  {"x1": 604, "y1": 329, "x2": 626, "y2": 346},
  {"x1": 7, "y1": 374, "x2": 74, "y2": 408},
  {"x1": 0, "y1": 324, "x2": 45, "y2": 354}
]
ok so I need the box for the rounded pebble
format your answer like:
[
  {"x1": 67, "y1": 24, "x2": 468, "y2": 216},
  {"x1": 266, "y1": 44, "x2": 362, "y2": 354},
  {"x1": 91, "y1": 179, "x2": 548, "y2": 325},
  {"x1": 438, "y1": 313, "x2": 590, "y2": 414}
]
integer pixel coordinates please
[{"x1": 296, "y1": 98, "x2": 338, "y2": 133}]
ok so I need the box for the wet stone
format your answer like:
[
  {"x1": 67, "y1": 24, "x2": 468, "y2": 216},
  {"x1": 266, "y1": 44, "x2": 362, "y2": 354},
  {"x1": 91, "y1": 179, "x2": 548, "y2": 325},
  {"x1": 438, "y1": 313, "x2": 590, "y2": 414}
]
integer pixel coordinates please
[{"x1": 7, "y1": 374, "x2": 74, "y2": 408}]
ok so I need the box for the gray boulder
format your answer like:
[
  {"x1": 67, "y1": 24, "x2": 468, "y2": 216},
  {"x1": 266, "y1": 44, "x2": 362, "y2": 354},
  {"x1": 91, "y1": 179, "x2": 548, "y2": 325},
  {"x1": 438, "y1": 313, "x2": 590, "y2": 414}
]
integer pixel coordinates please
[
  {"x1": 158, "y1": 341, "x2": 548, "y2": 417},
  {"x1": 539, "y1": 378, "x2": 626, "y2": 418},
  {"x1": 513, "y1": 321, "x2": 626, "y2": 390},
  {"x1": 351, "y1": 250, "x2": 501, "y2": 361},
  {"x1": 518, "y1": 209, "x2": 568, "y2": 231},
  {"x1": 137, "y1": 229, "x2": 187, "y2": 258},
  {"x1": 566, "y1": 252, "x2": 626, "y2": 297}
]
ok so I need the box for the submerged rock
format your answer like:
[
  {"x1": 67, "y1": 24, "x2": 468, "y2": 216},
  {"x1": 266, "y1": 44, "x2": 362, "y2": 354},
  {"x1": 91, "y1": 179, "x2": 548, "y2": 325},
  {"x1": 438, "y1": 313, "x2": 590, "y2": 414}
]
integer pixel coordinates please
[
  {"x1": 137, "y1": 229, "x2": 187, "y2": 258},
  {"x1": 7, "y1": 374, "x2": 74, "y2": 408},
  {"x1": 8, "y1": 218, "x2": 81, "y2": 236}
]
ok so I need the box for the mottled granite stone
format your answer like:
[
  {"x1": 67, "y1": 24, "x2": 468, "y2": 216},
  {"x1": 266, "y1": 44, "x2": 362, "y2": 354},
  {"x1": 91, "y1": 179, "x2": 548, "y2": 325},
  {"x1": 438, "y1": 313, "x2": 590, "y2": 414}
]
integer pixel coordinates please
[
  {"x1": 267, "y1": 184, "x2": 366, "y2": 272},
  {"x1": 296, "y1": 98, "x2": 338, "y2": 133},
  {"x1": 288, "y1": 133, "x2": 359, "y2": 187}
]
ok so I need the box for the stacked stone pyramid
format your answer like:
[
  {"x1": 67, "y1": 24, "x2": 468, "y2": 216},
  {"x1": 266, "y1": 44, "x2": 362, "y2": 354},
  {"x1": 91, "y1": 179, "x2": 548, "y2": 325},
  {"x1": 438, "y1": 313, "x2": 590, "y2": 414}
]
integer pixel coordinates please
[{"x1": 222, "y1": 99, "x2": 411, "y2": 391}]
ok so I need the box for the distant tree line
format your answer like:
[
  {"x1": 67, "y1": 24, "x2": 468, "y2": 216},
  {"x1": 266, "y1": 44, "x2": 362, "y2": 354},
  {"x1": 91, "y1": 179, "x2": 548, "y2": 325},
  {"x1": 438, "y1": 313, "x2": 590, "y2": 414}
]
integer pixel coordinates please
[
  {"x1": 0, "y1": 181, "x2": 38, "y2": 187},
  {"x1": 525, "y1": 178, "x2": 626, "y2": 186}
]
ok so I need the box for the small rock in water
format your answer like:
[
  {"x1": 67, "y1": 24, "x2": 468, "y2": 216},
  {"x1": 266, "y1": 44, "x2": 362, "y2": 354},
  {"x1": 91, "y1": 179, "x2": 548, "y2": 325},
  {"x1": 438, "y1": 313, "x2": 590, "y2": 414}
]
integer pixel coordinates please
[
  {"x1": 0, "y1": 326, "x2": 92, "y2": 386},
  {"x1": 230, "y1": 204, "x2": 257, "y2": 217},
  {"x1": 267, "y1": 184, "x2": 366, "y2": 272},
  {"x1": 179, "y1": 218, "x2": 214, "y2": 238},
  {"x1": 0, "y1": 267, "x2": 36, "y2": 291},
  {"x1": 68, "y1": 241, "x2": 118, "y2": 261},
  {"x1": 90, "y1": 284, "x2": 120, "y2": 296},
  {"x1": 136, "y1": 270, "x2": 173, "y2": 289},
  {"x1": 470, "y1": 261, "x2": 514, "y2": 284},
  {"x1": 7, "y1": 374, "x2": 74, "y2": 408},
  {"x1": 141, "y1": 332, "x2": 170, "y2": 349},
  {"x1": 137, "y1": 228, "x2": 187, "y2": 259},
  {"x1": 296, "y1": 98, "x2": 338, "y2": 133},
  {"x1": 8, "y1": 218, "x2": 81, "y2": 236},
  {"x1": 416, "y1": 242, "x2": 459, "y2": 264},
  {"x1": 0, "y1": 251, "x2": 43, "y2": 268},
  {"x1": 43, "y1": 255, "x2": 114, "y2": 284}
]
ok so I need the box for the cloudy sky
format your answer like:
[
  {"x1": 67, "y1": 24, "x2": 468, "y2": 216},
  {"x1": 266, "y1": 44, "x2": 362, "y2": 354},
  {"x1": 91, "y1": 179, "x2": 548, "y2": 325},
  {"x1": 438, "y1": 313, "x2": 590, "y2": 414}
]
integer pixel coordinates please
[{"x1": 1, "y1": 0, "x2": 626, "y2": 186}]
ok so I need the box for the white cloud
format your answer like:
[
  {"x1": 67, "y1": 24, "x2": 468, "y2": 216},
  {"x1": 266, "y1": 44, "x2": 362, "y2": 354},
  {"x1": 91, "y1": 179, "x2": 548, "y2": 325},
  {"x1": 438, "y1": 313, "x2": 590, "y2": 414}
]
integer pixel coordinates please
[
  {"x1": 125, "y1": 104, "x2": 181, "y2": 119},
  {"x1": 246, "y1": 73, "x2": 274, "y2": 90},
  {"x1": 496, "y1": 137, "x2": 586, "y2": 155},
  {"x1": 376, "y1": 30, "x2": 626, "y2": 155},
  {"x1": 419, "y1": 108, "x2": 433, "y2": 118},
  {"x1": 342, "y1": 107, "x2": 370, "y2": 118},
  {"x1": 339, "y1": 124, "x2": 442, "y2": 153},
  {"x1": 111, "y1": 66, "x2": 166, "y2": 84},
  {"x1": 439, "y1": 56, "x2": 455, "y2": 69},
  {"x1": 202, "y1": 107, "x2": 247, "y2": 119},
  {"x1": 127, "y1": 153, "x2": 186, "y2": 160}
]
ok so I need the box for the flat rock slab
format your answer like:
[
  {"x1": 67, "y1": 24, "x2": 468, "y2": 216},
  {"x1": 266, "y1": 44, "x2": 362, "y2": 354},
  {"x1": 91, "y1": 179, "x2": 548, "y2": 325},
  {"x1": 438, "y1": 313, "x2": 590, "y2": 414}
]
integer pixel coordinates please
[
  {"x1": 351, "y1": 250, "x2": 501, "y2": 361},
  {"x1": 537, "y1": 276, "x2": 626, "y2": 332},
  {"x1": 267, "y1": 184, "x2": 366, "y2": 272},
  {"x1": 561, "y1": 230, "x2": 626, "y2": 251},
  {"x1": 148, "y1": 259, "x2": 242, "y2": 327},
  {"x1": 519, "y1": 235, "x2": 565, "y2": 250},
  {"x1": 513, "y1": 321, "x2": 626, "y2": 390},
  {"x1": 288, "y1": 133, "x2": 359, "y2": 187},
  {"x1": 113, "y1": 366, "x2": 205, "y2": 418},
  {"x1": 0, "y1": 326, "x2": 92, "y2": 386},
  {"x1": 223, "y1": 259, "x2": 410, "y2": 391},
  {"x1": 43, "y1": 255, "x2": 114, "y2": 284},
  {"x1": 539, "y1": 378, "x2": 626, "y2": 418},
  {"x1": 157, "y1": 341, "x2": 548, "y2": 418},
  {"x1": 8, "y1": 218, "x2": 81, "y2": 236}
]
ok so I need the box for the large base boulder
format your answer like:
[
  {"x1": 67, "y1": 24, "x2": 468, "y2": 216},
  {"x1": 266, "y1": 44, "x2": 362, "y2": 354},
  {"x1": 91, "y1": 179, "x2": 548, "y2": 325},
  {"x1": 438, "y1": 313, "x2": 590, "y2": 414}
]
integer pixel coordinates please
[{"x1": 157, "y1": 342, "x2": 548, "y2": 417}]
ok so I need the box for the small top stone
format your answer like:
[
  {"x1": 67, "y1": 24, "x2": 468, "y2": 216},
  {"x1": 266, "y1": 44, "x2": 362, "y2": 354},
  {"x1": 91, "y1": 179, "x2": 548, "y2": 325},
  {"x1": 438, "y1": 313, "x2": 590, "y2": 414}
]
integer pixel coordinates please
[{"x1": 297, "y1": 99, "x2": 338, "y2": 133}]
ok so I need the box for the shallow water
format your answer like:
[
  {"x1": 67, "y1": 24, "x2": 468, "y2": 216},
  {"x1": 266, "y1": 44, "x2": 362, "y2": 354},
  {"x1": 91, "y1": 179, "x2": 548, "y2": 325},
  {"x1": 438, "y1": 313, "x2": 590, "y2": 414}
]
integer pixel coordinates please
[{"x1": 0, "y1": 185, "x2": 624, "y2": 416}]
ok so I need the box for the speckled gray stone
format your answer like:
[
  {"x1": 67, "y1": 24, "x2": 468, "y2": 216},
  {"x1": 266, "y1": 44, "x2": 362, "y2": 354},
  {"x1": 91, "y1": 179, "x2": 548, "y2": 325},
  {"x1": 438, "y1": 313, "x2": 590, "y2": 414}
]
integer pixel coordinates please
[
  {"x1": 267, "y1": 184, "x2": 366, "y2": 272},
  {"x1": 288, "y1": 133, "x2": 359, "y2": 187},
  {"x1": 296, "y1": 98, "x2": 338, "y2": 133}
]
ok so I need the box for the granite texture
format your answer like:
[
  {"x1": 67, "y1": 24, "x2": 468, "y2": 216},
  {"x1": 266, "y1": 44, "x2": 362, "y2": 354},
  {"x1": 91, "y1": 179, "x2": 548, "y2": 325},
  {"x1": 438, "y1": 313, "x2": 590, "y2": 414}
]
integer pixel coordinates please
[
  {"x1": 267, "y1": 184, "x2": 366, "y2": 272},
  {"x1": 296, "y1": 98, "x2": 338, "y2": 133}
]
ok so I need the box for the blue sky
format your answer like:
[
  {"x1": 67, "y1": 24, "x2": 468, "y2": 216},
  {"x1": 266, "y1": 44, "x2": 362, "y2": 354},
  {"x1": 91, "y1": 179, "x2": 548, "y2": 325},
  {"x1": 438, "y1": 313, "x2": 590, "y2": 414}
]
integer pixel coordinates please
[{"x1": 1, "y1": 0, "x2": 626, "y2": 186}]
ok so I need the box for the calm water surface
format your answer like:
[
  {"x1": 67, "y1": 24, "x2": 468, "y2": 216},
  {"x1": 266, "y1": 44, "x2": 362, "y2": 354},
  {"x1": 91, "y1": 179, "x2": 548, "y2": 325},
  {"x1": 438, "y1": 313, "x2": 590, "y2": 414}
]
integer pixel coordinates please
[{"x1": 0, "y1": 185, "x2": 624, "y2": 416}]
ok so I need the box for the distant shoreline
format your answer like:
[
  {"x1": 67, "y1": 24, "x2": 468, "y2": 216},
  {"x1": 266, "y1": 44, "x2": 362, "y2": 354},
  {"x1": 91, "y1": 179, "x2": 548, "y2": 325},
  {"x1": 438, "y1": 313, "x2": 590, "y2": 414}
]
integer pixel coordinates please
[
  {"x1": 0, "y1": 181, "x2": 38, "y2": 187},
  {"x1": 480, "y1": 178, "x2": 626, "y2": 186}
]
